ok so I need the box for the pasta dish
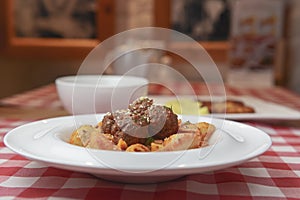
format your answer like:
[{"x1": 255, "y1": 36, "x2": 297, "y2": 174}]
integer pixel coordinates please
[{"x1": 69, "y1": 97, "x2": 215, "y2": 152}]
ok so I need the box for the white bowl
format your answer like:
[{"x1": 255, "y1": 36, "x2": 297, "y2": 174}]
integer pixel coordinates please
[{"x1": 55, "y1": 75, "x2": 148, "y2": 114}]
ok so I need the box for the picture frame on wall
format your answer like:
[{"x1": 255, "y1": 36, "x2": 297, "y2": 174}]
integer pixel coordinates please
[
  {"x1": 171, "y1": 0, "x2": 231, "y2": 41},
  {"x1": 154, "y1": 0, "x2": 232, "y2": 62},
  {"x1": 14, "y1": 0, "x2": 97, "y2": 39},
  {"x1": 0, "y1": 0, "x2": 115, "y2": 59},
  {"x1": 155, "y1": 0, "x2": 232, "y2": 41}
]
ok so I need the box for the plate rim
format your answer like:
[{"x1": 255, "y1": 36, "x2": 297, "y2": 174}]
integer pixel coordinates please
[{"x1": 4, "y1": 114, "x2": 272, "y2": 175}]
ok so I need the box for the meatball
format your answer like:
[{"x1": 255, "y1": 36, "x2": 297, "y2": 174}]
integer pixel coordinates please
[
  {"x1": 101, "y1": 97, "x2": 178, "y2": 145},
  {"x1": 128, "y1": 97, "x2": 153, "y2": 126},
  {"x1": 113, "y1": 109, "x2": 148, "y2": 145},
  {"x1": 101, "y1": 110, "x2": 147, "y2": 146},
  {"x1": 101, "y1": 112, "x2": 120, "y2": 135},
  {"x1": 148, "y1": 105, "x2": 178, "y2": 139}
]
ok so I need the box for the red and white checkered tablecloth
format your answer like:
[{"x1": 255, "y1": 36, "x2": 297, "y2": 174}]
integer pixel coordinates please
[
  {"x1": 1, "y1": 83, "x2": 300, "y2": 110},
  {"x1": 0, "y1": 84, "x2": 62, "y2": 109},
  {"x1": 1, "y1": 83, "x2": 300, "y2": 199}
]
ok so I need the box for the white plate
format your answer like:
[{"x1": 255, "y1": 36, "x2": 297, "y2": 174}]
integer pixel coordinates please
[
  {"x1": 4, "y1": 114, "x2": 271, "y2": 183},
  {"x1": 151, "y1": 95, "x2": 300, "y2": 120}
]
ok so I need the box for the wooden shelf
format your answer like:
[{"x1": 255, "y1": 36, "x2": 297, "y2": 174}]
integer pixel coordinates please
[
  {"x1": 5, "y1": 38, "x2": 98, "y2": 60},
  {"x1": 168, "y1": 41, "x2": 229, "y2": 62},
  {"x1": 201, "y1": 41, "x2": 229, "y2": 62}
]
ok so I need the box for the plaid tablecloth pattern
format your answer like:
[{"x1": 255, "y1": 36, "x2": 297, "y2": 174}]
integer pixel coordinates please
[
  {"x1": 1, "y1": 120, "x2": 300, "y2": 199},
  {"x1": 1, "y1": 83, "x2": 300, "y2": 111},
  {"x1": 0, "y1": 85, "x2": 62, "y2": 109},
  {"x1": 1, "y1": 84, "x2": 300, "y2": 199}
]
